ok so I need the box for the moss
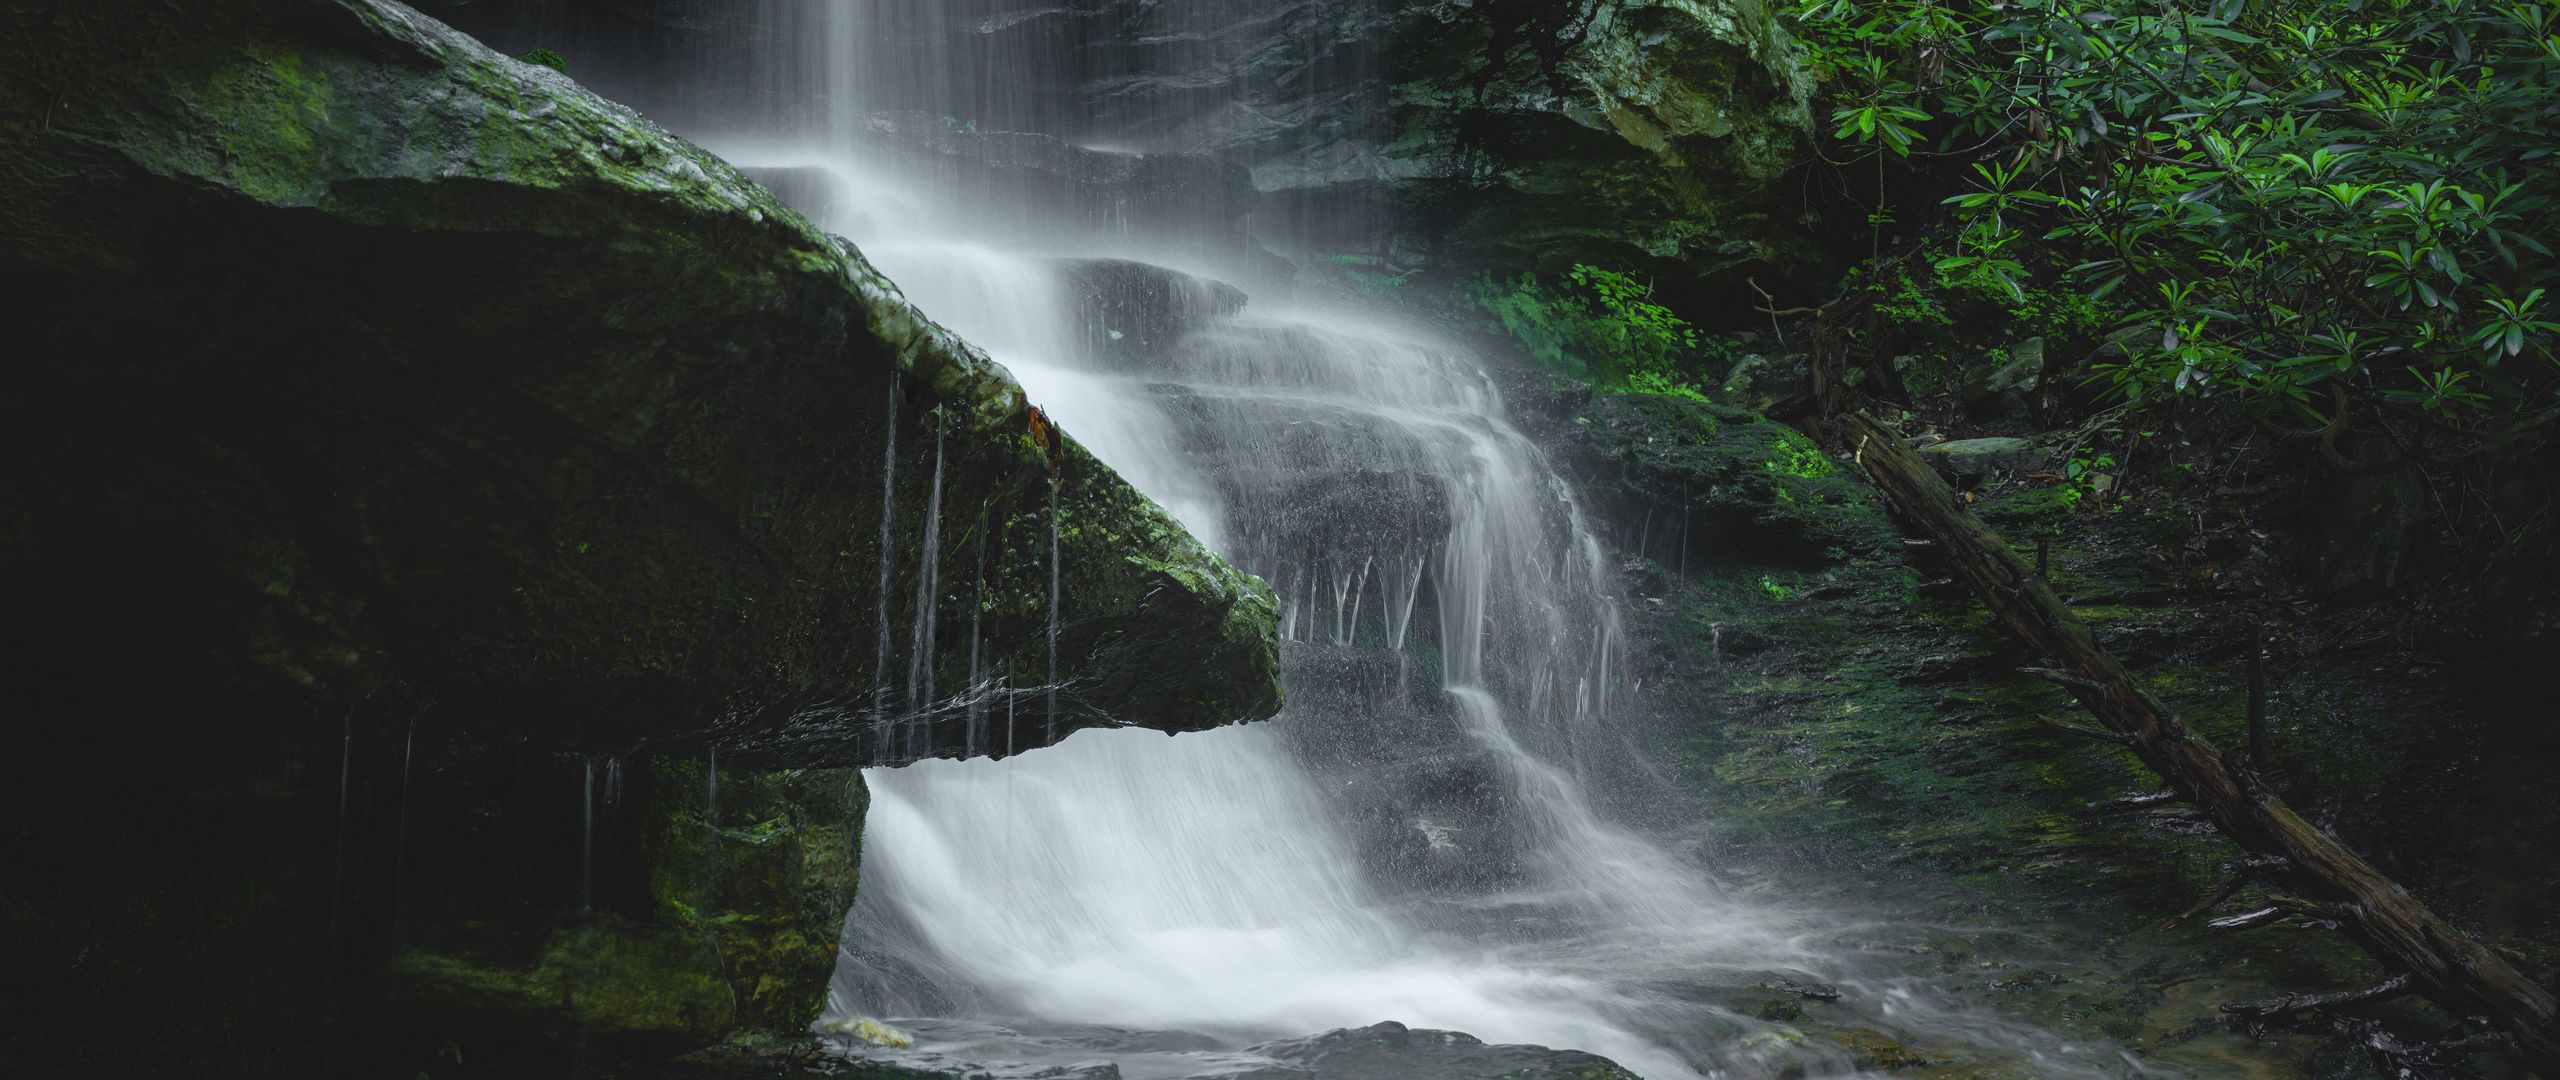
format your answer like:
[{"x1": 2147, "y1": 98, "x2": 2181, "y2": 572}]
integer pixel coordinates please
[
  {"x1": 1571, "y1": 392, "x2": 1896, "y2": 567},
  {"x1": 1381, "y1": 0, "x2": 1826, "y2": 298},
  {"x1": 642, "y1": 763, "x2": 867, "y2": 1035},
  {"x1": 1976, "y1": 484, "x2": 2079, "y2": 531}
]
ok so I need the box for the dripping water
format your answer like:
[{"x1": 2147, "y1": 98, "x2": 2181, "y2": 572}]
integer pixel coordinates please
[
  {"x1": 906, "y1": 426, "x2": 945, "y2": 761},
  {"x1": 871, "y1": 373, "x2": 901, "y2": 763},
  {"x1": 965, "y1": 511, "x2": 988, "y2": 760},
  {"x1": 1045, "y1": 496, "x2": 1060, "y2": 746}
]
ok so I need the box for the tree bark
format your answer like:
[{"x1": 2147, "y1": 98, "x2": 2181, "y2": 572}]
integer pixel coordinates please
[{"x1": 1841, "y1": 410, "x2": 2560, "y2": 1073}]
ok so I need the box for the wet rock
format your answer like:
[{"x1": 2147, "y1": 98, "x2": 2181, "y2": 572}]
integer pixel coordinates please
[
  {"x1": 2004, "y1": 336, "x2": 2049, "y2": 391},
  {"x1": 1279, "y1": 0, "x2": 1826, "y2": 300},
  {"x1": 738, "y1": 163, "x2": 853, "y2": 225},
  {"x1": 855, "y1": 113, "x2": 1285, "y2": 279},
  {"x1": 1054, "y1": 258, "x2": 1249, "y2": 366},
  {"x1": 1965, "y1": 337, "x2": 2045, "y2": 399},
  {"x1": 1552, "y1": 391, "x2": 1898, "y2": 567},
  {"x1": 422, "y1": 0, "x2": 1822, "y2": 300},
  {"x1": 1215, "y1": 1021, "x2": 1640, "y2": 1080},
  {"x1": 1028, "y1": 1065, "x2": 1123, "y2": 1080},
  {"x1": 1921, "y1": 437, "x2": 2045, "y2": 478}
]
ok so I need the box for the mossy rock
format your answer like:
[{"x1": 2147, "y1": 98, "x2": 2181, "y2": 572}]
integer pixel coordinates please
[
  {"x1": 379, "y1": 758, "x2": 866, "y2": 1072},
  {"x1": 0, "y1": 1, "x2": 1279, "y2": 1074},
  {"x1": 2, "y1": 0, "x2": 1278, "y2": 765},
  {"x1": 1570, "y1": 392, "x2": 1897, "y2": 566},
  {"x1": 1371, "y1": 0, "x2": 1828, "y2": 306}
]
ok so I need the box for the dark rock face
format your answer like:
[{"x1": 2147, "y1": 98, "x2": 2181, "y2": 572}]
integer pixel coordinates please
[
  {"x1": 1209, "y1": 1021, "x2": 1640, "y2": 1079},
  {"x1": 419, "y1": 0, "x2": 1825, "y2": 306},
  {"x1": 861, "y1": 113, "x2": 1266, "y2": 253},
  {"x1": 1054, "y1": 258, "x2": 1251, "y2": 367},
  {"x1": 1523, "y1": 385, "x2": 1898, "y2": 569},
  {"x1": 919, "y1": 0, "x2": 1824, "y2": 298},
  {"x1": 0, "y1": 0, "x2": 1278, "y2": 1073}
]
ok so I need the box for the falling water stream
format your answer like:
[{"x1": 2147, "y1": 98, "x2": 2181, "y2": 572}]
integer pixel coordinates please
[{"x1": 594, "y1": 3, "x2": 2180, "y2": 1077}]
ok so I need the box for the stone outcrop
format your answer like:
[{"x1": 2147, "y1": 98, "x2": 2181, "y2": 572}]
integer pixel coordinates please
[
  {"x1": 417, "y1": 0, "x2": 1826, "y2": 307},
  {"x1": 0, "y1": 0, "x2": 1279, "y2": 1074},
  {"x1": 1217, "y1": 1021, "x2": 1640, "y2": 1080},
  {"x1": 1518, "y1": 386, "x2": 1898, "y2": 568}
]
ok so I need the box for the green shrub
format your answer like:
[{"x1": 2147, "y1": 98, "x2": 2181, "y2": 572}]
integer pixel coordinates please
[
  {"x1": 1795, "y1": 0, "x2": 2560, "y2": 450},
  {"x1": 1470, "y1": 264, "x2": 1709, "y2": 397}
]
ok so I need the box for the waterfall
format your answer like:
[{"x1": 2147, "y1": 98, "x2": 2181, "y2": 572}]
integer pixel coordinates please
[
  {"x1": 683, "y1": 8, "x2": 1775, "y2": 1079},
  {"x1": 596, "y1": 4, "x2": 2147, "y2": 1078}
]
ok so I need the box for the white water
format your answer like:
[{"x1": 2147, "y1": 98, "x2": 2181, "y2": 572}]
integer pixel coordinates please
[
  {"x1": 735, "y1": 145, "x2": 1777, "y2": 1079},
  {"x1": 643, "y1": 5, "x2": 2155, "y2": 1078}
]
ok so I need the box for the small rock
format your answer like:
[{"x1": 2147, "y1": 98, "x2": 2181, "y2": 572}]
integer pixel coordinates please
[
  {"x1": 1919, "y1": 437, "x2": 2041, "y2": 477},
  {"x1": 2001, "y1": 336, "x2": 2046, "y2": 392},
  {"x1": 1963, "y1": 337, "x2": 2045, "y2": 406}
]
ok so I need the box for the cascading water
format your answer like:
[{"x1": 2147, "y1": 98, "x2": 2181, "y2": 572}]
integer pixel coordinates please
[{"x1": 629, "y1": 3, "x2": 2156, "y2": 1077}]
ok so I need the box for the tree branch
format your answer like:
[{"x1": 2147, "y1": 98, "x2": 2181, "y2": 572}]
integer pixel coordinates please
[{"x1": 1837, "y1": 409, "x2": 2560, "y2": 1074}]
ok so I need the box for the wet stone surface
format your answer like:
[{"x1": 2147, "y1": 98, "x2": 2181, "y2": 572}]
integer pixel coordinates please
[{"x1": 822, "y1": 1019, "x2": 1638, "y2": 1080}]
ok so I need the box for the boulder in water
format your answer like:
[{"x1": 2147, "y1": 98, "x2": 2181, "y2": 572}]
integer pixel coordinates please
[
  {"x1": 1216, "y1": 1021, "x2": 1640, "y2": 1080},
  {"x1": 1053, "y1": 258, "x2": 1250, "y2": 366}
]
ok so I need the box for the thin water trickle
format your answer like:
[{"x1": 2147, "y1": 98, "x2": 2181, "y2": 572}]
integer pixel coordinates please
[
  {"x1": 871, "y1": 373, "x2": 901, "y2": 763},
  {"x1": 906, "y1": 428, "x2": 946, "y2": 761},
  {"x1": 965, "y1": 515, "x2": 988, "y2": 760},
  {"x1": 1044, "y1": 496, "x2": 1060, "y2": 746}
]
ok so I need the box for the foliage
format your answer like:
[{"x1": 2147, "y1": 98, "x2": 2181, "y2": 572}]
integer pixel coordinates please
[
  {"x1": 1861, "y1": 242, "x2": 2120, "y2": 344},
  {"x1": 1471, "y1": 263, "x2": 1710, "y2": 396},
  {"x1": 1627, "y1": 368, "x2": 1713, "y2": 401},
  {"x1": 519, "y1": 48, "x2": 569, "y2": 74},
  {"x1": 1766, "y1": 438, "x2": 1837, "y2": 480},
  {"x1": 1793, "y1": 0, "x2": 2560, "y2": 451},
  {"x1": 2058, "y1": 449, "x2": 2123, "y2": 511}
]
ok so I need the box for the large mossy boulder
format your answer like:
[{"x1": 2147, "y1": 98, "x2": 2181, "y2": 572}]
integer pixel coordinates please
[{"x1": 0, "y1": 0, "x2": 1279, "y2": 1074}]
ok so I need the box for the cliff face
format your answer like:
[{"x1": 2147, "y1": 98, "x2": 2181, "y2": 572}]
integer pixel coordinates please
[
  {"x1": 0, "y1": 0, "x2": 1278, "y2": 1073},
  {"x1": 417, "y1": 0, "x2": 1823, "y2": 307}
]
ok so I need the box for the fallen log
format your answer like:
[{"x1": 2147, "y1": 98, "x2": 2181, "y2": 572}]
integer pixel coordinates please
[{"x1": 1840, "y1": 409, "x2": 2560, "y2": 1073}]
